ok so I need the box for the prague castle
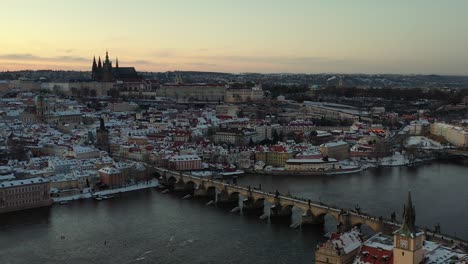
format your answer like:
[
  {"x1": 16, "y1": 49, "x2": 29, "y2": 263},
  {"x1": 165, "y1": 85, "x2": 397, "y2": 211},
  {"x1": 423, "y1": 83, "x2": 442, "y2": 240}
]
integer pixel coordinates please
[{"x1": 91, "y1": 51, "x2": 141, "y2": 82}]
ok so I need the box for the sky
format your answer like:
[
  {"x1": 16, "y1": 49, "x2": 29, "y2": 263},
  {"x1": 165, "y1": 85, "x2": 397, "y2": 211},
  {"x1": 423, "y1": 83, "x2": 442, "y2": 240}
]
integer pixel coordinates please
[{"x1": 0, "y1": 0, "x2": 467, "y2": 74}]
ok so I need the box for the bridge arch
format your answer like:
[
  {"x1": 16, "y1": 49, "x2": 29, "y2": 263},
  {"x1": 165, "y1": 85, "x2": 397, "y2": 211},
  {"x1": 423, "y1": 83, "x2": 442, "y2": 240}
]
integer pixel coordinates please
[
  {"x1": 349, "y1": 215, "x2": 384, "y2": 233},
  {"x1": 185, "y1": 180, "x2": 198, "y2": 190},
  {"x1": 253, "y1": 197, "x2": 265, "y2": 207},
  {"x1": 280, "y1": 203, "x2": 295, "y2": 215},
  {"x1": 167, "y1": 176, "x2": 178, "y2": 186},
  {"x1": 206, "y1": 186, "x2": 218, "y2": 197},
  {"x1": 228, "y1": 191, "x2": 240, "y2": 201}
]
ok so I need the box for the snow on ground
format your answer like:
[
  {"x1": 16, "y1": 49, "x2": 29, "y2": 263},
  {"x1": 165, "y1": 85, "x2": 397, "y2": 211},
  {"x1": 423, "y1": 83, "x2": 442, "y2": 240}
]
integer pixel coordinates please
[
  {"x1": 352, "y1": 151, "x2": 435, "y2": 168},
  {"x1": 52, "y1": 179, "x2": 159, "y2": 202},
  {"x1": 406, "y1": 136, "x2": 444, "y2": 150},
  {"x1": 380, "y1": 153, "x2": 408, "y2": 166}
]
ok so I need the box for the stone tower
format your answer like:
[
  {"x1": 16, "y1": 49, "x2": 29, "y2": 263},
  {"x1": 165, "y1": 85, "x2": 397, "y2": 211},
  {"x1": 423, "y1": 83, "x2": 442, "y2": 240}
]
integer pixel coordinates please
[
  {"x1": 91, "y1": 56, "x2": 98, "y2": 80},
  {"x1": 393, "y1": 191, "x2": 425, "y2": 264},
  {"x1": 96, "y1": 118, "x2": 110, "y2": 153},
  {"x1": 102, "y1": 51, "x2": 113, "y2": 82}
]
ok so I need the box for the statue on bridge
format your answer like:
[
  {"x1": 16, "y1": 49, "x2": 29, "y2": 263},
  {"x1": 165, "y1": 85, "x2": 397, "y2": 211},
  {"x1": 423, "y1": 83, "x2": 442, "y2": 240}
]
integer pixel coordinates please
[
  {"x1": 391, "y1": 211, "x2": 396, "y2": 222},
  {"x1": 355, "y1": 204, "x2": 361, "y2": 214}
]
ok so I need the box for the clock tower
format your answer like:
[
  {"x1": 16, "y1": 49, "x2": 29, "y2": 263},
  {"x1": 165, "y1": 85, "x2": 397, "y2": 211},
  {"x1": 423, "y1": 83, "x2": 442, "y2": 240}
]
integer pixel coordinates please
[{"x1": 393, "y1": 191, "x2": 425, "y2": 264}]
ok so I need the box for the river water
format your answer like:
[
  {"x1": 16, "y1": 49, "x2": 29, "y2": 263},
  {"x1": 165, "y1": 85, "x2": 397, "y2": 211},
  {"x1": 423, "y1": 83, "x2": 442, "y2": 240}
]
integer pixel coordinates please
[{"x1": 1, "y1": 162, "x2": 467, "y2": 264}]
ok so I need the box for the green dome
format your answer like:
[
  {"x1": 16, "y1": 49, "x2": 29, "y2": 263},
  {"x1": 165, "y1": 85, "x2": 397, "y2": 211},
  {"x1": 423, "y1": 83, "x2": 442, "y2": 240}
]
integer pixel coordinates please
[{"x1": 34, "y1": 94, "x2": 44, "y2": 104}]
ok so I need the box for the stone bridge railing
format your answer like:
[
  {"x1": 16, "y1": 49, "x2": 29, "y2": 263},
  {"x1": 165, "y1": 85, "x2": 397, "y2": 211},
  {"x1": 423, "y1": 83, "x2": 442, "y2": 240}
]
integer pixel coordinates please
[{"x1": 155, "y1": 168, "x2": 398, "y2": 233}]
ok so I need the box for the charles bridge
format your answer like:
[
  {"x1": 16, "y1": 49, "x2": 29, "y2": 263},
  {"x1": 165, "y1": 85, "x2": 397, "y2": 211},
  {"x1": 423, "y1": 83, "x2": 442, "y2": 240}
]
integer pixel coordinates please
[
  {"x1": 155, "y1": 167, "x2": 468, "y2": 249},
  {"x1": 156, "y1": 168, "x2": 400, "y2": 233}
]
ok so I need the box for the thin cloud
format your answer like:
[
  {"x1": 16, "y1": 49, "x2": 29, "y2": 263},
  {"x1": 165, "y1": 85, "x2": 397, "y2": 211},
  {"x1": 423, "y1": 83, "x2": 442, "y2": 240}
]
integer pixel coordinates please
[
  {"x1": 0, "y1": 54, "x2": 39, "y2": 60},
  {"x1": 184, "y1": 62, "x2": 218, "y2": 67},
  {"x1": 0, "y1": 53, "x2": 88, "y2": 62}
]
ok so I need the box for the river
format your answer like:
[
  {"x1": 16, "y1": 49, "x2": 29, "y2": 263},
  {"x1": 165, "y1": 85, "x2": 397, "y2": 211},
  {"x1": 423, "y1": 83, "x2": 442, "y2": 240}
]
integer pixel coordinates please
[{"x1": 0, "y1": 162, "x2": 467, "y2": 264}]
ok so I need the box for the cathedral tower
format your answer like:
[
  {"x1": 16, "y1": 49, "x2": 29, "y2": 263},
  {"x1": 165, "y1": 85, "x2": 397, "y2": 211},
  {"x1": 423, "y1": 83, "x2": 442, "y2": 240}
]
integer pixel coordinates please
[
  {"x1": 102, "y1": 50, "x2": 113, "y2": 82},
  {"x1": 96, "y1": 118, "x2": 110, "y2": 153},
  {"x1": 91, "y1": 56, "x2": 98, "y2": 80},
  {"x1": 393, "y1": 191, "x2": 425, "y2": 264}
]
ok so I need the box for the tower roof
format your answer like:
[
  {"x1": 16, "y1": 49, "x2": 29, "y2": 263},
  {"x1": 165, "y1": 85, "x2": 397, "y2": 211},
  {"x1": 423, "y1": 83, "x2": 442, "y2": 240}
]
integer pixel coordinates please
[
  {"x1": 98, "y1": 57, "x2": 102, "y2": 68},
  {"x1": 92, "y1": 56, "x2": 97, "y2": 70},
  {"x1": 396, "y1": 191, "x2": 418, "y2": 236},
  {"x1": 99, "y1": 118, "x2": 106, "y2": 130},
  {"x1": 105, "y1": 50, "x2": 110, "y2": 64}
]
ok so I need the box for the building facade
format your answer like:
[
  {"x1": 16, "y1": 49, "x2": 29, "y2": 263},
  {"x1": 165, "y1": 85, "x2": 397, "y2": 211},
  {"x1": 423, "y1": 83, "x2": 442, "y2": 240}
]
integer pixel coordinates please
[
  {"x1": 315, "y1": 228, "x2": 362, "y2": 264},
  {"x1": 168, "y1": 155, "x2": 202, "y2": 171},
  {"x1": 320, "y1": 141, "x2": 350, "y2": 160},
  {"x1": 430, "y1": 122, "x2": 468, "y2": 148},
  {"x1": 0, "y1": 177, "x2": 52, "y2": 213},
  {"x1": 224, "y1": 85, "x2": 264, "y2": 103}
]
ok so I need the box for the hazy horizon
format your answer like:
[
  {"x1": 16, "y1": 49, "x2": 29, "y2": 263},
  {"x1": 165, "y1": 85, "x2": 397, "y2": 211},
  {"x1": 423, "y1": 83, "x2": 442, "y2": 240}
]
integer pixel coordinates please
[{"x1": 1, "y1": 1, "x2": 467, "y2": 75}]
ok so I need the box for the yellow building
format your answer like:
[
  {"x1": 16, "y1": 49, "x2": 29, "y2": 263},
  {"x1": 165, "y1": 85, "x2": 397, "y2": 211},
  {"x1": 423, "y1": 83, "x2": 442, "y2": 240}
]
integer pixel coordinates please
[
  {"x1": 285, "y1": 158, "x2": 338, "y2": 171},
  {"x1": 320, "y1": 140, "x2": 350, "y2": 160},
  {"x1": 430, "y1": 123, "x2": 468, "y2": 148},
  {"x1": 256, "y1": 145, "x2": 295, "y2": 167}
]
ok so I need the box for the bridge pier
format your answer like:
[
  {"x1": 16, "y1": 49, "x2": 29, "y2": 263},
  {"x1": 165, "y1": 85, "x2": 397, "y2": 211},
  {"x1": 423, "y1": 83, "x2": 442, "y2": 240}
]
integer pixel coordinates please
[
  {"x1": 216, "y1": 191, "x2": 239, "y2": 208},
  {"x1": 193, "y1": 187, "x2": 208, "y2": 197},
  {"x1": 301, "y1": 209, "x2": 325, "y2": 226},
  {"x1": 270, "y1": 204, "x2": 292, "y2": 223},
  {"x1": 337, "y1": 212, "x2": 352, "y2": 233},
  {"x1": 242, "y1": 197, "x2": 264, "y2": 215},
  {"x1": 173, "y1": 180, "x2": 189, "y2": 192}
]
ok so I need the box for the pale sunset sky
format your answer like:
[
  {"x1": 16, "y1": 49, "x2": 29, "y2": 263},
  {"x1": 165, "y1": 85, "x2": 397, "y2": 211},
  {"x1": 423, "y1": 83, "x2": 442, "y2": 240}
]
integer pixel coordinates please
[{"x1": 0, "y1": 0, "x2": 467, "y2": 74}]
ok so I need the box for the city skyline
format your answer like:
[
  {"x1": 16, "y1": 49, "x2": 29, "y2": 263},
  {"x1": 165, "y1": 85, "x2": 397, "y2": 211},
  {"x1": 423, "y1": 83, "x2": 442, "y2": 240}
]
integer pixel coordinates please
[{"x1": 1, "y1": 0, "x2": 468, "y2": 75}]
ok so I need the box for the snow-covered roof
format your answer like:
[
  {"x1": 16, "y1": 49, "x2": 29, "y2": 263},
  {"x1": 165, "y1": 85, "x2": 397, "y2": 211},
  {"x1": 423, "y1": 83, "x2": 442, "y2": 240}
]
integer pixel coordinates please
[
  {"x1": 73, "y1": 146, "x2": 98, "y2": 154},
  {"x1": 330, "y1": 227, "x2": 362, "y2": 254},
  {"x1": 168, "y1": 155, "x2": 201, "y2": 161},
  {"x1": 0, "y1": 177, "x2": 50, "y2": 189},
  {"x1": 286, "y1": 158, "x2": 337, "y2": 164},
  {"x1": 98, "y1": 166, "x2": 121, "y2": 174},
  {"x1": 321, "y1": 140, "x2": 348, "y2": 148},
  {"x1": 425, "y1": 245, "x2": 468, "y2": 264}
]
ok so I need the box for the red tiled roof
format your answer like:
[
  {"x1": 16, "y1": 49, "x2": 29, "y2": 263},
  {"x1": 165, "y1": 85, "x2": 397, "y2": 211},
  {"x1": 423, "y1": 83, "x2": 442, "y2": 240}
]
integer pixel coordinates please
[
  {"x1": 358, "y1": 245, "x2": 393, "y2": 264},
  {"x1": 269, "y1": 145, "x2": 288, "y2": 152}
]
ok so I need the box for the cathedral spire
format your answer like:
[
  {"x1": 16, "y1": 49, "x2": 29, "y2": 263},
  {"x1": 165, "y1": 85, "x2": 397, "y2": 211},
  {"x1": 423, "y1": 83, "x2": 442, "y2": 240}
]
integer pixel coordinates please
[
  {"x1": 105, "y1": 50, "x2": 110, "y2": 63},
  {"x1": 398, "y1": 191, "x2": 417, "y2": 236},
  {"x1": 100, "y1": 118, "x2": 106, "y2": 130},
  {"x1": 92, "y1": 56, "x2": 97, "y2": 70},
  {"x1": 98, "y1": 56, "x2": 102, "y2": 68}
]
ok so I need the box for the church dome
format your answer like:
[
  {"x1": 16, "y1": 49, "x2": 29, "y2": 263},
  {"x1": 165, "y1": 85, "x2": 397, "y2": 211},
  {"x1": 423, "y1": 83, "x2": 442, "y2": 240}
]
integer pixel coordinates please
[{"x1": 34, "y1": 94, "x2": 44, "y2": 104}]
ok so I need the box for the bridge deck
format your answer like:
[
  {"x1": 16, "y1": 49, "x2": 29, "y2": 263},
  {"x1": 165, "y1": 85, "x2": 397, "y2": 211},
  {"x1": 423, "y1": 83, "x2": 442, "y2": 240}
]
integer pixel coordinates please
[{"x1": 156, "y1": 167, "x2": 468, "y2": 247}]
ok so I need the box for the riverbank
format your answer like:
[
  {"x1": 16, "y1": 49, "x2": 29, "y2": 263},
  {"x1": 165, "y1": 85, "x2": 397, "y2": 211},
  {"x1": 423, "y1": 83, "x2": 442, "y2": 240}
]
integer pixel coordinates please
[{"x1": 52, "y1": 179, "x2": 159, "y2": 203}]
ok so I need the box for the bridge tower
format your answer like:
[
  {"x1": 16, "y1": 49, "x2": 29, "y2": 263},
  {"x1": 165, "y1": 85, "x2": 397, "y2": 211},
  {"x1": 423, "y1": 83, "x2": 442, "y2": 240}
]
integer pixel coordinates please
[{"x1": 393, "y1": 191, "x2": 425, "y2": 264}]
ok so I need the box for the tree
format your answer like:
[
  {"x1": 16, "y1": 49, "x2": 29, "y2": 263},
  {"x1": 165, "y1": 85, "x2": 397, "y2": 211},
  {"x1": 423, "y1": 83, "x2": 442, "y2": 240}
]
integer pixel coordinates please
[
  {"x1": 4, "y1": 135, "x2": 28, "y2": 161},
  {"x1": 272, "y1": 130, "x2": 279, "y2": 143},
  {"x1": 82, "y1": 87, "x2": 90, "y2": 97},
  {"x1": 237, "y1": 109, "x2": 245, "y2": 118},
  {"x1": 278, "y1": 131, "x2": 285, "y2": 142},
  {"x1": 70, "y1": 87, "x2": 78, "y2": 97},
  {"x1": 108, "y1": 88, "x2": 120, "y2": 98},
  {"x1": 89, "y1": 89, "x2": 97, "y2": 97}
]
